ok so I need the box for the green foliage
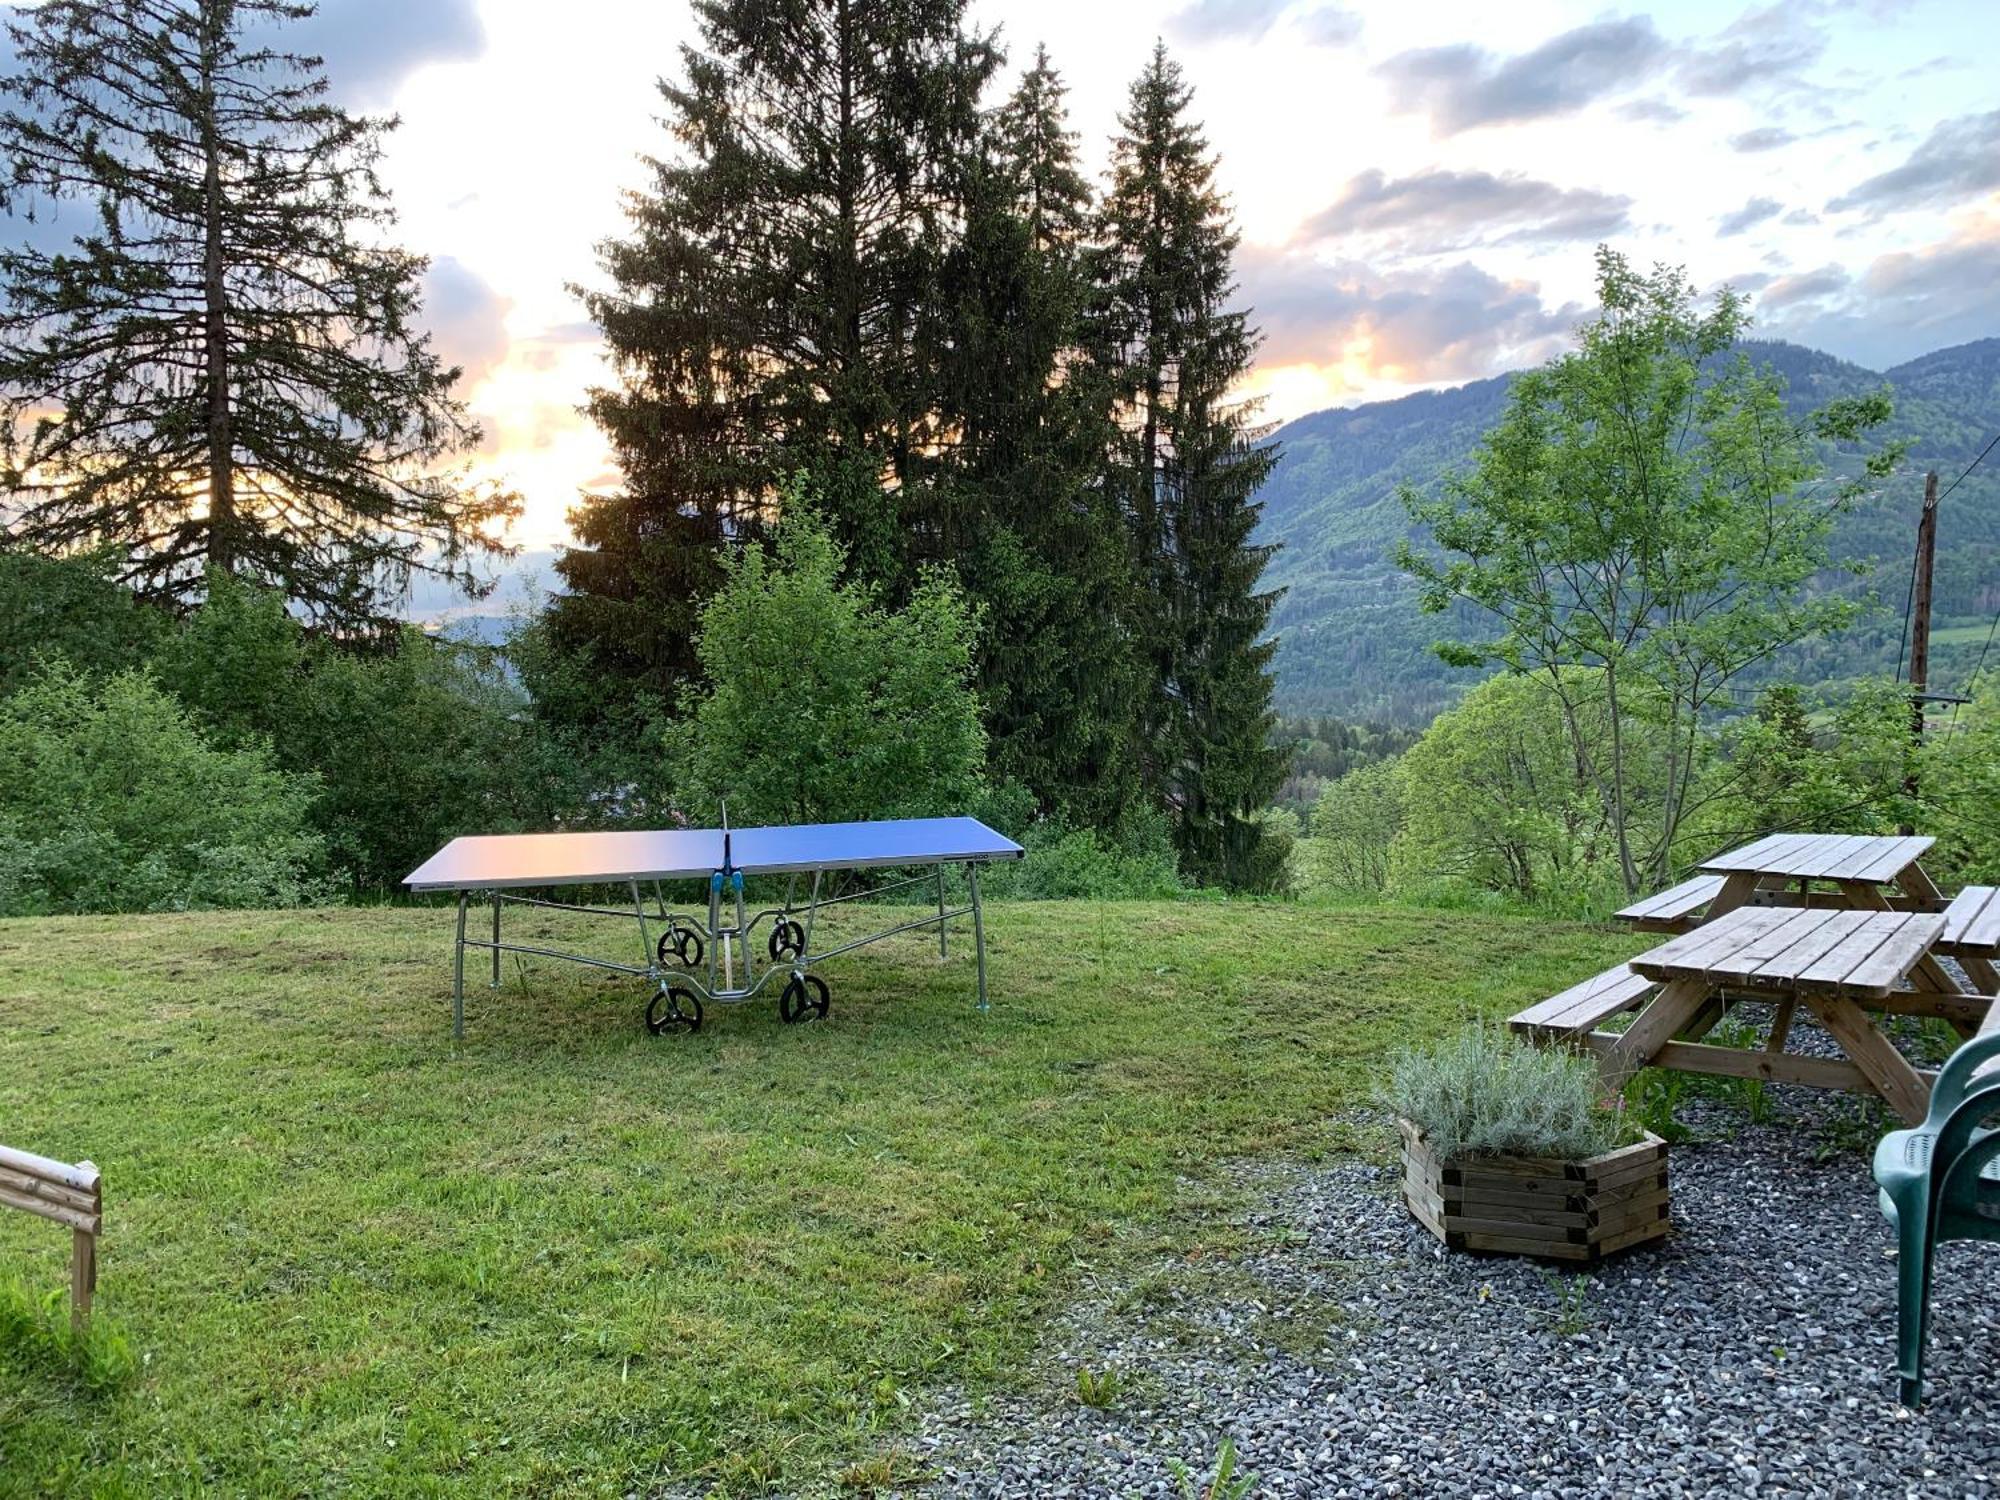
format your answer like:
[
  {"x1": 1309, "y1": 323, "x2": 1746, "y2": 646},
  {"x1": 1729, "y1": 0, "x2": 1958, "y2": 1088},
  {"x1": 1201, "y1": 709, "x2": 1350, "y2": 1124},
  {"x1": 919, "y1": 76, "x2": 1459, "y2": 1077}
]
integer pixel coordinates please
[
  {"x1": 0, "y1": 663, "x2": 324, "y2": 915},
  {"x1": 0, "y1": 549, "x2": 165, "y2": 695},
  {"x1": 1270, "y1": 712, "x2": 1420, "y2": 818},
  {"x1": 1170, "y1": 1437, "x2": 1258, "y2": 1500},
  {"x1": 978, "y1": 810, "x2": 1184, "y2": 901},
  {"x1": 1399, "y1": 248, "x2": 1899, "y2": 893},
  {"x1": 150, "y1": 577, "x2": 580, "y2": 895},
  {"x1": 1387, "y1": 673, "x2": 1645, "y2": 913},
  {"x1": 0, "y1": 1277, "x2": 135, "y2": 1396},
  {"x1": 0, "y1": 0, "x2": 514, "y2": 629},
  {"x1": 1922, "y1": 681, "x2": 2000, "y2": 883},
  {"x1": 1074, "y1": 1364, "x2": 1122, "y2": 1409},
  {"x1": 1383, "y1": 1025, "x2": 1625, "y2": 1162},
  {"x1": 1687, "y1": 680, "x2": 1915, "y2": 858},
  {"x1": 1301, "y1": 760, "x2": 1405, "y2": 895},
  {"x1": 1089, "y1": 44, "x2": 1284, "y2": 890},
  {"x1": 670, "y1": 508, "x2": 986, "y2": 827},
  {"x1": 1262, "y1": 336, "x2": 2000, "y2": 722}
]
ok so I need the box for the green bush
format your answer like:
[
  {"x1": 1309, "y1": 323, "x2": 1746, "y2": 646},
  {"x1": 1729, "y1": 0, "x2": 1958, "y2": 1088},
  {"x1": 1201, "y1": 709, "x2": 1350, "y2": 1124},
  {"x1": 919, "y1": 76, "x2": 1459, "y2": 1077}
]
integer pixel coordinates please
[
  {"x1": 0, "y1": 663, "x2": 325, "y2": 915},
  {"x1": 669, "y1": 504, "x2": 986, "y2": 827},
  {"x1": 1381, "y1": 1026, "x2": 1626, "y2": 1161},
  {"x1": 978, "y1": 808, "x2": 1183, "y2": 900}
]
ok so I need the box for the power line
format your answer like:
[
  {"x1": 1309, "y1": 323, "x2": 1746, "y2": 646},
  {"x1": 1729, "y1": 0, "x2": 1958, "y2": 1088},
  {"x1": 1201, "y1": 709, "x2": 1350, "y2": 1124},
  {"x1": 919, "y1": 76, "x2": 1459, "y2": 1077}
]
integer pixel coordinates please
[{"x1": 1938, "y1": 429, "x2": 2000, "y2": 504}]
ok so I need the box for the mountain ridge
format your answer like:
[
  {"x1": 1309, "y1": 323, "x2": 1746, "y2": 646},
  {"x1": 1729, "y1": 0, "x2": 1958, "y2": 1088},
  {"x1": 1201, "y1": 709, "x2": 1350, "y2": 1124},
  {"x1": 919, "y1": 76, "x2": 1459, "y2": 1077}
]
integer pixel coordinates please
[{"x1": 1256, "y1": 336, "x2": 2000, "y2": 720}]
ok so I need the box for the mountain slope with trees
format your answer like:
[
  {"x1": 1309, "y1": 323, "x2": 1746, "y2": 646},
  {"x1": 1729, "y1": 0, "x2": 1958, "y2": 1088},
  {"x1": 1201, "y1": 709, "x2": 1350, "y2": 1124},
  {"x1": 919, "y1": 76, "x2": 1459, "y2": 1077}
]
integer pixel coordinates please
[{"x1": 1260, "y1": 337, "x2": 2000, "y2": 719}]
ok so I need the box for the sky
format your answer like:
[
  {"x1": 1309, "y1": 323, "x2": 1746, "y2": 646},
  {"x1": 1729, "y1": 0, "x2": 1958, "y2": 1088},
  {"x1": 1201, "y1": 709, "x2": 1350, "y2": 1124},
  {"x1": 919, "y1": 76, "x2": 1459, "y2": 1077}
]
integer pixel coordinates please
[{"x1": 12, "y1": 0, "x2": 2000, "y2": 554}]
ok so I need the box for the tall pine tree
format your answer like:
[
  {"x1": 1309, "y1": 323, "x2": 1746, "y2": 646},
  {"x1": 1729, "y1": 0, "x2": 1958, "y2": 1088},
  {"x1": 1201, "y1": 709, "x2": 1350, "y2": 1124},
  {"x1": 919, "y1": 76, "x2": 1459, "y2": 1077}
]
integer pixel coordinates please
[
  {"x1": 932, "y1": 47, "x2": 1140, "y2": 825},
  {"x1": 548, "y1": 0, "x2": 998, "y2": 723},
  {"x1": 1089, "y1": 43, "x2": 1284, "y2": 889},
  {"x1": 0, "y1": 0, "x2": 514, "y2": 631}
]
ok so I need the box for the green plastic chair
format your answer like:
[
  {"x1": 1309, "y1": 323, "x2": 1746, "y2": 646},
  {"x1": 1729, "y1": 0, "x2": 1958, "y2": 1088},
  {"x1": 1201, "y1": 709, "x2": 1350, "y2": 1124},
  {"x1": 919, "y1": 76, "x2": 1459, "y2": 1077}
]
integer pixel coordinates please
[{"x1": 1874, "y1": 1031, "x2": 2000, "y2": 1407}]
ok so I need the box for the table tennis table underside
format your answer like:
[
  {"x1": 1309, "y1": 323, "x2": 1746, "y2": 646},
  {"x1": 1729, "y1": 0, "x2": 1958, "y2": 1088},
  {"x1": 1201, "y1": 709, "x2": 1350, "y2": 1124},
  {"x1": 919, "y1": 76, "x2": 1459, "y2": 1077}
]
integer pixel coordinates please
[{"x1": 403, "y1": 818, "x2": 1024, "y2": 1039}]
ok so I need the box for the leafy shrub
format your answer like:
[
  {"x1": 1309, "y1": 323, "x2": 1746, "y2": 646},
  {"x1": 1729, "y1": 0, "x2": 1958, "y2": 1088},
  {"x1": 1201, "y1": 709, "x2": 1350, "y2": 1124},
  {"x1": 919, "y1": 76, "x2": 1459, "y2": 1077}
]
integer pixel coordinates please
[
  {"x1": 669, "y1": 504, "x2": 986, "y2": 826},
  {"x1": 0, "y1": 664, "x2": 325, "y2": 915},
  {"x1": 1301, "y1": 758, "x2": 1404, "y2": 895},
  {"x1": 1381, "y1": 1026, "x2": 1626, "y2": 1161},
  {"x1": 977, "y1": 806, "x2": 1182, "y2": 900}
]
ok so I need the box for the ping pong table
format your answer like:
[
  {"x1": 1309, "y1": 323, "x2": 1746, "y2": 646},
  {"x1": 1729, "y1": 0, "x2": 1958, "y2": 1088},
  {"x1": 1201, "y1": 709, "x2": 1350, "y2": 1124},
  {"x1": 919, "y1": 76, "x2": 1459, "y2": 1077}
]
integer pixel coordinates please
[{"x1": 404, "y1": 815, "x2": 1024, "y2": 1039}]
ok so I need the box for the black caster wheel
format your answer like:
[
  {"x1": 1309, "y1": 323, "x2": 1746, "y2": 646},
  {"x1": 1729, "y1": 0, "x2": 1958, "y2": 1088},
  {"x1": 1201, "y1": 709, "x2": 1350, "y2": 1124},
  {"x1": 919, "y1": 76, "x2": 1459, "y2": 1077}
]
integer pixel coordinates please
[
  {"x1": 779, "y1": 973, "x2": 830, "y2": 1024},
  {"x1": 646, "y1": 985, "x2": 703, "y2": 1035},
  {"x1": 767, "y1": 920, "x2": 805, "y2": 961},
  {"x1": 658, "y1": 929, "x2": 704, "y2": 969}
]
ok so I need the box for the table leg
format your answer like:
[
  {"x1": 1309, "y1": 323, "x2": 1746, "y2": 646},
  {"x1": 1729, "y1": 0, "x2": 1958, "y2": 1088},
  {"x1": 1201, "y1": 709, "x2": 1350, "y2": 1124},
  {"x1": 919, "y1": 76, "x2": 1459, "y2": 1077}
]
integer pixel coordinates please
[
  {"x1": 491, "y1": 894, "x2": 502, "y2": 989},
  {"x1": 1708, "y1": 872, "x2": 1763, "y2": 919},
  {"x1": 969, "y1": 862, "x2": 988, "y2": 1013},
  {"x1": 453, "y1": 891, "x2": 469, "y2": 1042},
  {"x1": 1804, "y1": 993, "x2": 1931, "y2": 1125},
  {"x1": 1604, "y1": 978, "x2": 1713, "y2": 1084}
]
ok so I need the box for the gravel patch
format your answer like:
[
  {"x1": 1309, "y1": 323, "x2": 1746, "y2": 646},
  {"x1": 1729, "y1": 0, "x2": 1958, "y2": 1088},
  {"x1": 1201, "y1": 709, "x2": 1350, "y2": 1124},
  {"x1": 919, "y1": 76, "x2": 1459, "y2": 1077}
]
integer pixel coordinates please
[{"x1": 905, "y1": 1087, "x2": 2000, "y2": 1499}]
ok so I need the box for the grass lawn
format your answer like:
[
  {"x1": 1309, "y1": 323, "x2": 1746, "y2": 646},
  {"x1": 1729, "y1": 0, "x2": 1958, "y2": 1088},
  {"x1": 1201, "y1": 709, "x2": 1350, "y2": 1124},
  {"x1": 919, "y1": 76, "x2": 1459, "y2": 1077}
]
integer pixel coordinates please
[{"x1": 0, "y1": 897, "x2": 1639, "y2": 1496}]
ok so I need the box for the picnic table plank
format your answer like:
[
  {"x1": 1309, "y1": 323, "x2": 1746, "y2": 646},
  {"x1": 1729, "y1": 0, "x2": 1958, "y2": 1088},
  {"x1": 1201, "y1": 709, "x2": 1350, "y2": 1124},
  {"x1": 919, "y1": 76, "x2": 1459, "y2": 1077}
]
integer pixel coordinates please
[
  {"x1": 1851, "y1": 835, "x2": 1934, "y2": 884},
  {"x1": 1747, "y1": 910, "x2": 1877, "y2": 987},
  {"x1": 1629, "y1": 907, "x2": 1794, "y2": 980},
  {"x1": 1616, "y1": 873, "x2": 1726, "y2": 924},
  {"x1": 1831, "y1": 915, "x2": 1947, "y2": 998},
  {"x1": 1790, "y1": 911, "x2": 1911, "y2": 992},
  {"x1": 1941, "y1": 886, "x2": 2000, "y2": 955},
  {"x1": 1699, "y1": 832, "x2": 1936, "y2": 884},
  {"x1": 1820, "y1": 835, "x2": 1903, "y2": 880}
]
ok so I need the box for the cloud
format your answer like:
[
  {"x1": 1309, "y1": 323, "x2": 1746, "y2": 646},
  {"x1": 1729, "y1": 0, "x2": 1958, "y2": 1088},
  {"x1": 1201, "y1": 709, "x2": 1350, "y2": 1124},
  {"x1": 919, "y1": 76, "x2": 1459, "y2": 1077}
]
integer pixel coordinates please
[
  {"x1": 1717, "y1": 196, "x2": 1784, "y2": 237},
  {"x1": 1297, "y1": 168, "x2": 1631, "y2": 251},
  {"x1": 1672, "y1": 5, "x2": 1825, "y2": 97},
  {"x1": 1757, "y1": 263, "x2": 1850, "y2": 310},
  {"x1": 1618, "y1": 98, "x2": 1686, "y2": 125},
  {"x1": 1377, "y1": 9, "x2": 1826, "y2": 137},
  {"x1": 256, "y1": 0, "x2": 487, "y2": 109},
  {"x1": 1376, "y1": 18, "x2": 1667, "y2": 135},
  {"x1": 1238, "y1": 249, "x2": 1579, "y2": 381},
  {"x1": 1828, "y1": 108, "x2": 2000, "y2": 214},
  {"x1": 1750, "y1": 219, "x2": 2000, "y2": 367},
  {"x1": 1165, "y1": 0, "x2": 1288, "y2": 44},
  {"x1": 1300, "y1": 6, "x2": 1363, "y2": 46},
  {"x1": 1730, "y1": 125, "x2": 1796, "y2": 152},
  {"x1": 422, "y1": 257, "x2": 512, "y2": 391}
]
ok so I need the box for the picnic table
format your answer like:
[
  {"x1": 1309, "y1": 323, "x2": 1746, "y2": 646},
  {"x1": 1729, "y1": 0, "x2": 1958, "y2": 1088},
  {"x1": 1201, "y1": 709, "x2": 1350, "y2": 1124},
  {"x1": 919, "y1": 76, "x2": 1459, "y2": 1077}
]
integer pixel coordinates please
[{"x1": 1519, "y1": 833, "x2": 2000, "y2": 1124}]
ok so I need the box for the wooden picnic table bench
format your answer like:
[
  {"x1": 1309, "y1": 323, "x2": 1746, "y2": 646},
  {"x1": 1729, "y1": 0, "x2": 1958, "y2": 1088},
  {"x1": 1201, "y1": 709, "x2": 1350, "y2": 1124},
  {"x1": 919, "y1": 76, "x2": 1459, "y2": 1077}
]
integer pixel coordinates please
[{"x1": 1518, "y1": 903, "x2": 1995, "y2": 1126}]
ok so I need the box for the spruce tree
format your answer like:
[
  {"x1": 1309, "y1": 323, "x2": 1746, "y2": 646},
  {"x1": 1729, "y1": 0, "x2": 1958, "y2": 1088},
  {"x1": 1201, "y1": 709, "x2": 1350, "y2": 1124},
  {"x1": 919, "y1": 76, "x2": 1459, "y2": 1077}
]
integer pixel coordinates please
[
  {"x1": 933, "y1": 47, "x2": 1140, "y2": 825},
  {"x1": 0, "y1": 0, "x2": 513, "y2": 631},
  {"x1": 1088, "y1": 43, "x2": 1285, "y2": 888},
  {"x1": 550, "y1": 0, "x2": 998, "y2": 721}
]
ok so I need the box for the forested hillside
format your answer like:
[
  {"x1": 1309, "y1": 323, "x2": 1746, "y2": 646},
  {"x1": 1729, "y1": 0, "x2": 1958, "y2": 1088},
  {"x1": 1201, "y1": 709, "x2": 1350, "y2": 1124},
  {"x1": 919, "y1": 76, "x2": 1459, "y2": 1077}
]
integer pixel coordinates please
[{"x1": 1260, "y1": 337, "x2": 2000, "y2": 719}]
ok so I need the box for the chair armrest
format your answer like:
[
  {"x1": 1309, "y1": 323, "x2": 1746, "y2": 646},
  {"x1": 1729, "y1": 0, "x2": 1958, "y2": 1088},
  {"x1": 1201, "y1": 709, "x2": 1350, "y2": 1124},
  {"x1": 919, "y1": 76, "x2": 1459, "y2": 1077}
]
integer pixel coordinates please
[{"x1": 1931, "y1": 1033, "x2": 2000, "y2": 1120}]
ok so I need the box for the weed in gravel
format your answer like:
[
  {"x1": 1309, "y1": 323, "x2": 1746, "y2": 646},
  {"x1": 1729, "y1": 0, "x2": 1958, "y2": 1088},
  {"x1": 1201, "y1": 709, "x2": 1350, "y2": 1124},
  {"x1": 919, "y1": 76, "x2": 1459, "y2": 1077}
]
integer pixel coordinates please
[
  {"x1": 1074, "y1": 1365, "x2": 1122, "y2": 1409},
  {"x1": 1812, "y1": 1095, "x2": 1896, "y2": 1159},
  {"x1": 1170, "y1": 1436, "x2": 1258, "y2": 1500},
  {"x1": 1537, "y1": 1269, "x2": 1594, "y2": 1336}
]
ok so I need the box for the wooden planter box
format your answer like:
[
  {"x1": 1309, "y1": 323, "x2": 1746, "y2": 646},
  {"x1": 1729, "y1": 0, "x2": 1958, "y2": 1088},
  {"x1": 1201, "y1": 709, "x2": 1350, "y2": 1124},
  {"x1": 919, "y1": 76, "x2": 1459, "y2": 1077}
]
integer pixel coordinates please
[{"x1": 1398, "y1": 1118, "x2": 1669, "y2": 1264}]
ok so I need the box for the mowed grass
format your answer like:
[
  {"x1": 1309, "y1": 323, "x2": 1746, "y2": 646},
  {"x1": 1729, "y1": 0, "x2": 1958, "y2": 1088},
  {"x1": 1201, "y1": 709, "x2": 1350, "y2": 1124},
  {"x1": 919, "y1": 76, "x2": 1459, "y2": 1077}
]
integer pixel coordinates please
[{"x1": 0, "y1": 898, "x2": 1640, "y2": 1496}]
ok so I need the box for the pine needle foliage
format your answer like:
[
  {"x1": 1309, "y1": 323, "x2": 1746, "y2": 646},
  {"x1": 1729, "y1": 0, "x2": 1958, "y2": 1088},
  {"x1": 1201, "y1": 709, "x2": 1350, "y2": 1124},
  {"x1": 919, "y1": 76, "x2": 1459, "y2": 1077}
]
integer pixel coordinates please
[{"x1": 0, "y1": 0, "x2": 516, "y2": 631}]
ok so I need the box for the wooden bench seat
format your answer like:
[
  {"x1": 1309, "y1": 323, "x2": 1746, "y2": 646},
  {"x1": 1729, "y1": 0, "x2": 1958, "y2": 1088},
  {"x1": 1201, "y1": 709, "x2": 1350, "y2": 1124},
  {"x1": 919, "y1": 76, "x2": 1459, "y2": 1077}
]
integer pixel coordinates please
[
  {"x1": 1510, "y1": 964, "x2": 1658, "y2": 1044},
  {"x1": 1937, "y1": 887, "x2": 2000, "y2": 957},
  {"x1": 1937, "y1": 886, "x2": 2000, "y2": 994},
  {"x1": 1615, "y1": 873, "x2": 1727, "y2": 932}
]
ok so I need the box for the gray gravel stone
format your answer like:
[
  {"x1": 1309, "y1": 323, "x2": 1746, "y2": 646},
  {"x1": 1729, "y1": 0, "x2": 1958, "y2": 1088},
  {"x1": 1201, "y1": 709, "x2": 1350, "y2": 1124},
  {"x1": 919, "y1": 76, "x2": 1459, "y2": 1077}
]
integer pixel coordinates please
[{"x1": 904, "y1": 1087, "x2": 2000, "y2": 1499}]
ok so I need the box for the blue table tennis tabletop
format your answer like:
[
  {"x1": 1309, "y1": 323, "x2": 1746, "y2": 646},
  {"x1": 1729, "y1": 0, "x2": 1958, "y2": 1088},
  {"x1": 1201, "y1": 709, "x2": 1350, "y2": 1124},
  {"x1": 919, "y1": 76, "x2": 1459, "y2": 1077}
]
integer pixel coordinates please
[{"x1": 405, "y1": 816, "x2": 1023, "y2": 892}]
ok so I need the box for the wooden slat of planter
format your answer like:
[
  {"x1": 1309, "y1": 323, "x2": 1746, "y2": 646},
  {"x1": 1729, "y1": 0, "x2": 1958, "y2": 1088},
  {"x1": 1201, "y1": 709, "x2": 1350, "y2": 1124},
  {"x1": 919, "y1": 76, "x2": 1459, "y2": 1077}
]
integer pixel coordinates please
[{"x1": 1454, "y1": 1231, "x2": 1596, "y2": 1262}]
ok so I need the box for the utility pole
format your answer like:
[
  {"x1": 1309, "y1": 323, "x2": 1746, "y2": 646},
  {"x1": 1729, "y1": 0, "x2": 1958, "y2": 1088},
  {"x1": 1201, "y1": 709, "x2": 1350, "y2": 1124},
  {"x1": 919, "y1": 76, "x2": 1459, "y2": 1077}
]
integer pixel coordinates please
[{"x1": 1901, "y1": 470, "x2": 1939, "y2": 831}]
